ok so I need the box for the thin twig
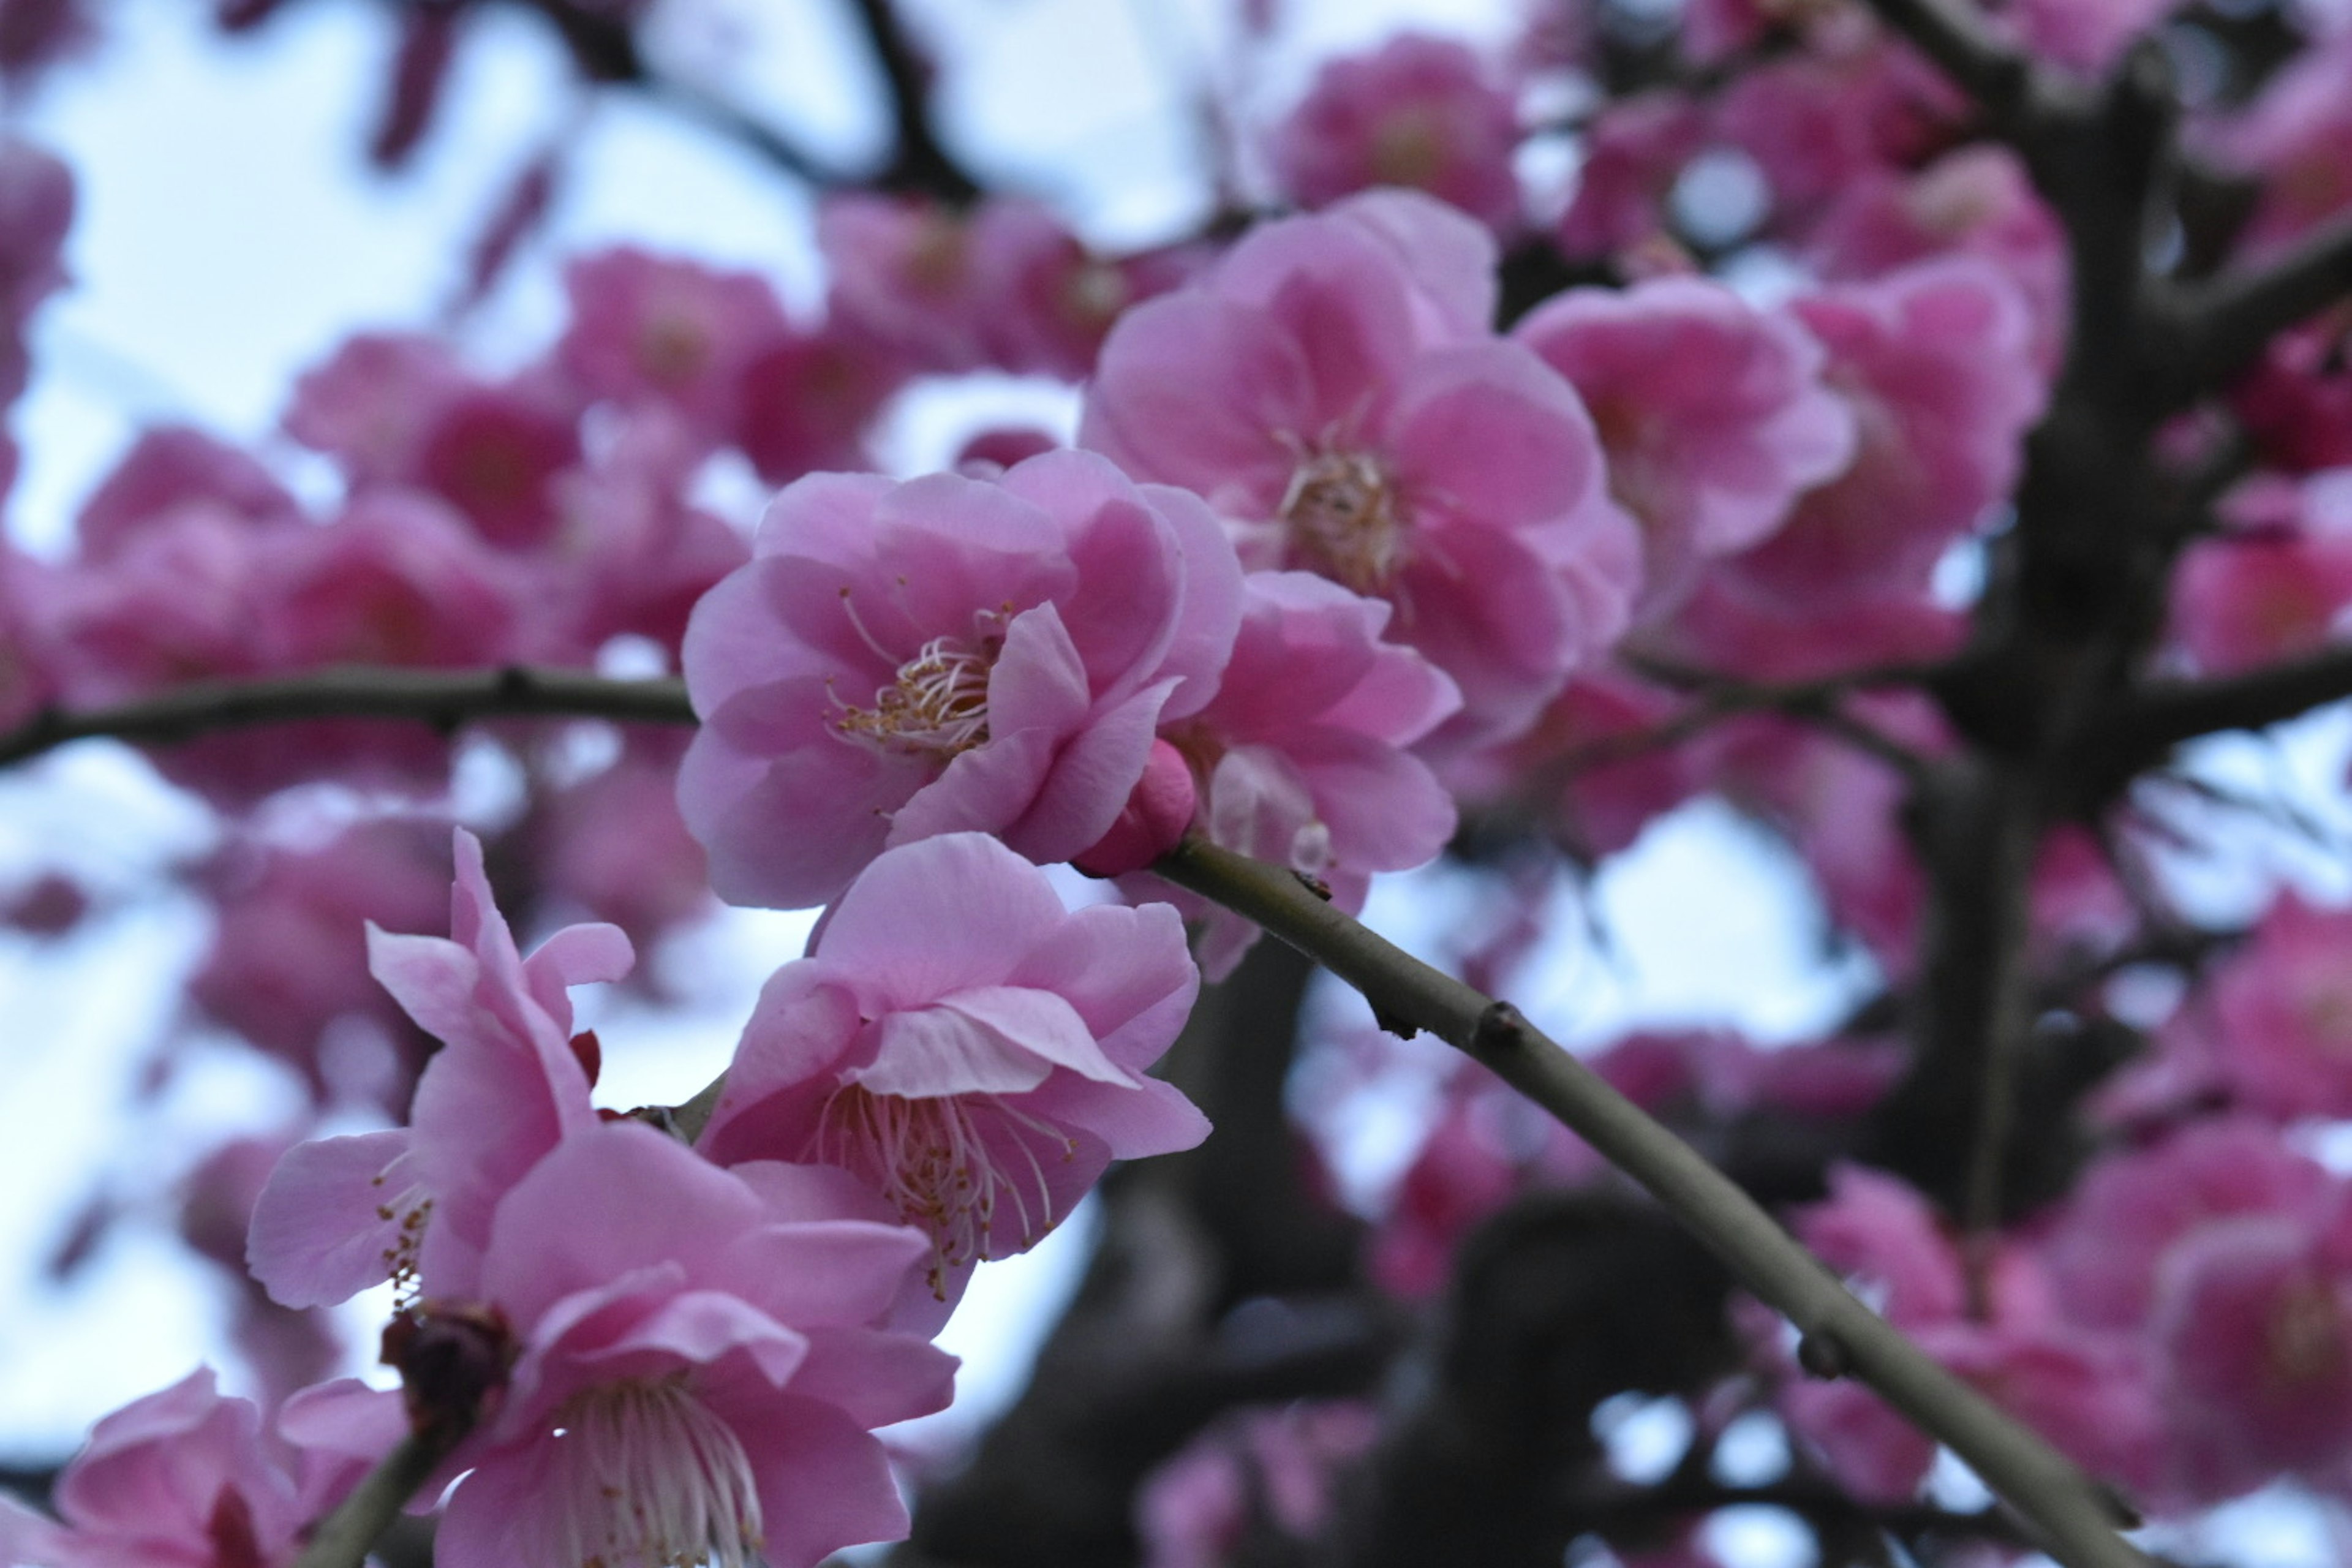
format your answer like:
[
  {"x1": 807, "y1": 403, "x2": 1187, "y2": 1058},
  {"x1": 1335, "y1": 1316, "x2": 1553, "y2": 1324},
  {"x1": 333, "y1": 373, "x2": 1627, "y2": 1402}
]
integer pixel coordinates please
[
  {"x1": 291, "y1": 1423, "x2": 470, "y2": 1568},
  {"x1": 0, "y1": 666, "x2": 695, "y2": 771},
  {"x1": 2166, "y1": 215, "x2": 2352, "y2": 390},
  {"x1": 1153, "y1": 834, "x2": 2151, "y2": 1568},
  {"x1": 2084, "y1": 644, "x2": 2352, "y2": 779}
]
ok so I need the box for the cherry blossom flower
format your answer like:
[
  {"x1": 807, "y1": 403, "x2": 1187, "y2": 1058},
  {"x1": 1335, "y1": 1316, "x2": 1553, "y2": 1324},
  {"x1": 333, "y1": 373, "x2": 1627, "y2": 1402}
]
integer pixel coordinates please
[
  {"x1": 2199, "y1": 31, "x2": 2352, "y2": 259},
  {"x1": 555, "y1": 246, "x2": 790, "y2": 442},
  {"x1": 1152, "y1": 568, "x2": 1461, "y2": 975},
  {"x1": 1515, "y1": 276, "x2": 1856, "y2": 614},
  {"x1": 432, "y1": 1121, "x2": 956, "y2": 1568},
  {"x1": 1556, "y1": 92, "x2": 1709, "y2": 262},
  {"x1": 246, "y1": 829, "x2": 630, "y2": 1308},
  {"x1": 2167, "y1": 470, "x2": 2352, "y2": 676},
  {"x1": 1082, "y1": 192, "x2": 1639, "y2": 747},
  {"x1": 2185, "y1": 889, "x2": 2352, "y2": 1121},
  {"x1": 1711, "y1": 258, "x2": 2046, "y2": 614},
  {"x1": 1266, "y1": 34, "x2": 1523, "y2": 231},
  {"x1": 0, "y1": 1369, "x2": 400, "y2": 1568},
  {"x1": 679, "y1": 450, "x2": 1243, "y2": 910},
  {"x1": 698, "y1": 832, "x2": 1207, "y2": 1302}
]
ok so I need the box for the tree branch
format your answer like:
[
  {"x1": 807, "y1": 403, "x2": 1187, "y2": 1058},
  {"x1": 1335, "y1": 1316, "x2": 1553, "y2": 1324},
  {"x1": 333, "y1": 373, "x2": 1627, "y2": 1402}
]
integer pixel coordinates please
[
  {"x1": 1856, "y1": 0, "x2": 2040, "y2": 119},
  {"x1": 848, "y1": 0, "x2": 980, "y2": 201},
  {"x1": 2165, "y1": 214, "x2": 2352, "y2": 391},
  {"x1": 290, "y1": 1423, "x2": 470, "y2": 1568},
  {"x1": 1152, "y1": 834, "x2": 2151, "y2": 1568},
  {"x1": 2080, "y1": 643, "x2": 2352, "y2": 783},
  {"x1": 0, "y1": 666, "x2": 694, "y2": 769}
]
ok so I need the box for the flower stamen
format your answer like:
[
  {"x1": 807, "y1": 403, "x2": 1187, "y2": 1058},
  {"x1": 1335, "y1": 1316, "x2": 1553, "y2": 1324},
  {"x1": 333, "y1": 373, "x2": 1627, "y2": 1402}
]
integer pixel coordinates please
[{"x1": 545, "y1": 1375, "x2": 763, "y2": 1568}]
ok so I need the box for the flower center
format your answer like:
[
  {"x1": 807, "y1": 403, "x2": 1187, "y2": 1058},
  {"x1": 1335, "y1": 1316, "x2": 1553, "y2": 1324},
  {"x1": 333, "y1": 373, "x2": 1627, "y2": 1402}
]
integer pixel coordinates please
[
  {"x1": 1280, "y1": 449, "x2": 1406, "y2": 594},
  {"x1": 545, "y1": 1375, "x2": 763, "y2": 1568},
  {"x1": 805, "y1": 1085, "x2": 1076, "y2": 1296},
  {"x1": 832, "y1": 635, "x2": 995, "y2": 759},
  {"x1": 2266, "y1": 1276, "x2": 2350, "y2": 1392}
]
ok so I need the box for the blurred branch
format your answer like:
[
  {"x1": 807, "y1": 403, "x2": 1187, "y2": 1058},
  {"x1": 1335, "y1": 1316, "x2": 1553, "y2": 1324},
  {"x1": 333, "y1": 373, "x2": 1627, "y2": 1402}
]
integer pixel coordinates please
[
  {"x1": 848, "y1": 0, "x2": 981, "y2": 201},
  {"x1": 290, "y1": 1423, "x2": 470, "y2": 1568},
  {"x1": 0, "y1": 666, "x2": 693, "y2": 769},
  {"x1": 1153, "y1": 834, "x2": 2152, "y2": 1568},
  {"x1": 1855, "y1": 0, "x2": 2047, "y2": 124},
  {"x1": 2079, "y1": 643, "x2": 2352, "y2": 782},
  {"x1": 2164, "y1": 214, "x2": 2352, "y2": 391}
]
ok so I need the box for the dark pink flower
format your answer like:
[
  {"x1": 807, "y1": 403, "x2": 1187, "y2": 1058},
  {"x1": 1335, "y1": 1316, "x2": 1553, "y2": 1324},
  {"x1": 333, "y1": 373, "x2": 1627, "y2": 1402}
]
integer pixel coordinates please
[
  {"x1": 1806, "y1": 145, "x2": 2070, "y2": 375},
  {"x1": 733, "y1": 320, "x2": 908, "y2": 485},
  {"x1": 2168, "y1": 471, "x2": 2352, "y2": 676},
  {"x1": 1267, "y1": 34, "x2": 1523, "y2": 230},
  {"x1": 698, "y1": 832, "x2": 1207, "y2": 1298},
  {"x1": 2152, "y1": 1215, "x2": 2352, "y2": 1498},
  {"x1": 2005, "y1": 0, "x2": 2176, "y2": 74},
  {"x1": 1515, "y1": 277, "x2": 1856, "y2": 614},
  {"x1": 1713, "y1": 258, "x2": 2046, "y2": 613},
  {"x1": 432, "y1": 1121, "x2": 956, "y2": 1568},
  {"x1": 74, "y1": 425, "x2": 300, "y2": 562},
  {"x1": 556, "y1": 246, "x2": 790, "y2": 439},
  {"x1": 246, "y1": 829, "x2": 630, "y2": 1308},
  {"x1": 186, "y1": 817, "x2": 451, "y2": 1106},
  {"x1": 2193, "y1": 889, "x2": 2352, "y2": 1121},
  {"x1": 679, "y1": 450, "x2": 1243, "y2": 910},
  {"x1": 2041, "y1": 1118, "x2": 2334, "y2": 1332},
  {"x1": 1082, "y1": 194, "x2": 1638, "y2": 747},
  {"x1": 2199, "y1": 32, "x2": 2352, "y2": 259},
  {"x1": 1556, "y1": 92, "x2": 1708, "y2": 261},
  {"x1": 1711, "y1": 45, "x2": 1963, "y2": 233},
  {"x1": 2231, "y1": 320, "x2": 2352, "y2": 473}
]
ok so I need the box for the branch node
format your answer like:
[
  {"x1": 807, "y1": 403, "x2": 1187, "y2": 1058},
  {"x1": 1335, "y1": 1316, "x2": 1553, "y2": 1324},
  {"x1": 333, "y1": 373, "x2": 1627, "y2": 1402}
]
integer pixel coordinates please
[
  {"x1": 1471, "y1": 1000, "x2": 1534, "y2": 1060},
  {"x1": 1797, "y1": 1329, "x2": 1852, "y2": 1381},
  {"x1": 1369, "y1": 1004, "x2": 1420, "y2": 1041},
  {"x1": 1290, "y1": 869, "x2": 1333, "y2": 902}
]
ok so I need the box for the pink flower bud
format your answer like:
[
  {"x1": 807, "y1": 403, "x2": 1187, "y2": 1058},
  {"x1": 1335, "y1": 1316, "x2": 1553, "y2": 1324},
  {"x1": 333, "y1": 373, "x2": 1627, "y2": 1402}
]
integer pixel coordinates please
[{"x1": 1074, "y1": 737, "x2": 1197, "y2": 877}]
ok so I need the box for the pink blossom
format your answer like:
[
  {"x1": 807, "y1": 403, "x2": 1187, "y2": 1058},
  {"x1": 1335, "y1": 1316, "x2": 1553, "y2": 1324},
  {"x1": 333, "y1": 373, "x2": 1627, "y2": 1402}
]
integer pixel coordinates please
[
  {"x1": 1371, "y1": 1079, "x2": 1536, "y2": 1298},
  {"x1": 2167, "y1": 471, "x2": 2352, "y2": 676},
  {"x1": 0, "y1": 137, "x2": 71, "y2": 404},
  {"x1": 432, "y1": 1121, "x2": 956, "y2": 1568},
  {"x1": 1556, "y1": 92, "x2": 1709, "y2": 261},
  {"x1": 733, "y1": 320, "x2": 908, "y2": 485},
  {"x1": 1082, "y1": 194, "x2": 1639, "y2": 747},
  {"x1": 246, "y1": 828, "x2": 630, "y2": 1308},
  {"x1": 2151, "y1": 1215, "x2": 2352, "y2": 1498},
  {"x1": 1654, "y1": 578, "x2": 1967, "y2": 685},
  {"x1": 2004, "y1": 0, "x2": 2176, "y2": 74},
  {"x1": 1267, "y1": 34, "x2": 1523, "y2": 231},
  {"x1": 1072, "y1": 736, "x2": 1197, "y2": 878},
  {"x1": 1514, "y1": 277, "x2": 1856, "y2": 614},
  {"x1": 2231, "y1": 318, "x2": 2352, "y2": 472},
  {"x1": 556, "y1": 246, "x2": 790, "y2": 439},
  {"x1": 282, "y1": 331, "x2": 472, "y2": 484},
  {"x1": 410, "y1": 380, "x2": 582, "y2": 549},
  {"x1": 186, "y1": 817, "x2": 451, "y2": 1107},
  {"x1": 1794, "y1": 1162, "x2": 1969, "y2": 1327},
  {"x1": 1443, "y1": 670, "x2": 1703, "y2": 858},
  {"x1": 679, "y1": 450, "x2": 1243, "y2": 910},
  {"x1": 2193, "y1": 889, "x2": 2352, "y2": 1120},
  {"x1": 74, "y1": 425, "x2": 300, "y2": 561},
  {"x1": 2199, "y1": 31, "x2": 2352, "y2": 258},
  {"x1": 533, "y1": 735, "x2": 714, "y2": 952},
  {"x1": 1156, "y1": 569, "x2": 1461, "y2": 975},
  {"x1": 1711, "y1": 46, "x2": 1964, "y2": 233},
  {"x1": 1713, "y1": 258, "x2": 2046, "y2": 613},
  {"x1": 966, "y1": 197, "x2": 1139, "y2": 379},
  {"x1": 1806, "y1": 145, "x2": 2070, "y2": 375},
  {"x1": 818, "y1": 193, "x2": 995, "y2": 374},
  {"x1": 0, "y1": 1369, "x2": 400, "y2": 1568},
  {"x1": 2041, "y1": 1118, "x2": 2335, "y2": 1332},
  {"x1": 698, "y1": 832, "x2": 1207, "y2": 1300},
  {"x1": 1136, "y1": 1401, "x2": 1379, "y2": 1568}
]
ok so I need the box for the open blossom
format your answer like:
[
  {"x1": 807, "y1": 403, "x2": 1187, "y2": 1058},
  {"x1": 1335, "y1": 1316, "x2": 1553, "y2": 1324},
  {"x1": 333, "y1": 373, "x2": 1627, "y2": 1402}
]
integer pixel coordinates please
[
  {"x1": 1156, "y1": 569, "x2": 1462, "y2": 976},
  {"x1": 2180, "y1": 889, "x2": 2352, "y2": 1121},
  {"x1": 679, "y1": 450, "x2": 1243, "y2": 910},
  {"x1": 2167, "y1": 470, "x2": 2352, "y2": 676},
  {"x1": 2198, "y1": 30, "x2": 2352, "y2": 258},
  {"x1": 1712, "y1": 257, "x2": 2046, "y2": 612},
  {"x1": 555, "y1": 246, "x2": 790, "y2": 441},
  {"x1": 1514, "y1": 276, "x2": 1856, "y2": 615},
  {"x1": 698, "y1": 833, "x2": 1207, "y2": 1302},
  {"x1": 1082, "y1": 191, "x2": 1640, "y2": 748},
  {"x1": 1266, "y1": 34, "x2": 1523, "y2": 231},
  {"x1": 434, "y1": 1121, "x2": 956, "y2": 1568},
  {"x1": 1556, "y1": 91, "x2": 1709, "y2": 261},
  {"x1": 246, "y1": 829, "x2": 630, "y2": 1309},
  {"x1": 0, "y1": 1369, "x2": 400, "y2": 1568}
]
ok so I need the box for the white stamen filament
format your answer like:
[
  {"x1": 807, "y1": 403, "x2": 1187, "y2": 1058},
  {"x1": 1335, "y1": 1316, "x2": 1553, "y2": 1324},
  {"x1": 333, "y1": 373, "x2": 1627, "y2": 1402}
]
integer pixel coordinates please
[
  {"x1": 805, "y1": 1085, "x2": 1076, "y2": 1295},
  {"x1": 829, "y1": 590, "x2": 1000, "y2": 760},
  {"x1": 545, "y1": 1376, "x2": 763, "y2": 1568}
]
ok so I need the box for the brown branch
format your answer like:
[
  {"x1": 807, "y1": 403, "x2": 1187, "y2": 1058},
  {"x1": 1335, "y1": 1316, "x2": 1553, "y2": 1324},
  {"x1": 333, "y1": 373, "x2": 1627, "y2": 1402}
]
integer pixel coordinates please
[
  {"x1": 290, "y1": 1423, "x2": 470, "y2": 1568},
  {"x1": 1153, "y1": 834, "x2": 2151, "y2": 1568},
  {"x1": 0, "y1": 666, "x2": 694, "y2": 769},
  {"x1": 2165, "y1": 214, "x2": 2352, "y2": 391},
  {"x1": 2081, "y1": 644, "x2": 2352, "y2": 782},
  {"x1": 849, "y1": 0, "x2": 980, "y2": 201}
]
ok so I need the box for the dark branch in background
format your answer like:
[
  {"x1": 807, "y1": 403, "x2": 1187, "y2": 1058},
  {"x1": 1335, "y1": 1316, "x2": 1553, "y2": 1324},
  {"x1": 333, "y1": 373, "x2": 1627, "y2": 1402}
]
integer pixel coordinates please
[
  {"x1": 2166, "y1": 213, "x2": 2352, "y2": 391},
  {"x1": 1858, "y1": 0, "x2": 2049, "y2": 127},
  {"x1": 849, "y1": 0, "x2": 981, "y2": 202},
  {"x1": 0, "y1": 666, "x2": 694, "y2": 770},
  {"x1": 2078, "y1": 644, "x2": 2352, "y2": 788},
  {"x1": 1153, "y1": 835, "x2": 2152, "y2": 1568}
]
